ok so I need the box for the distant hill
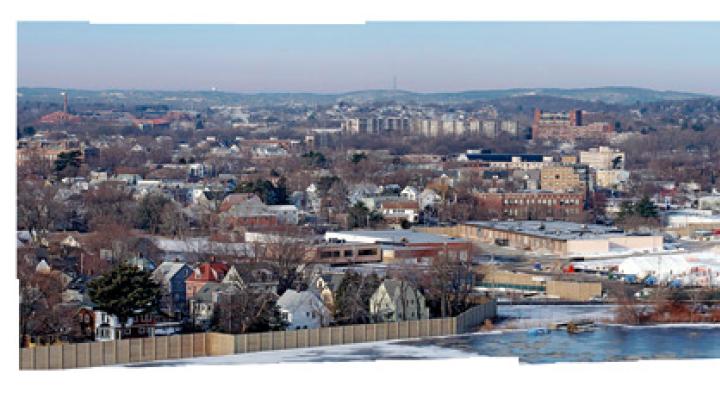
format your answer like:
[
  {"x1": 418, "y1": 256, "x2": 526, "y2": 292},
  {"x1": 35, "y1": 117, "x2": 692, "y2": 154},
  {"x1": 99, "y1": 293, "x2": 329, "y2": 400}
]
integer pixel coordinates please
[{"x1": 17, "y1": 86, "x2": 712, "y2": 107}]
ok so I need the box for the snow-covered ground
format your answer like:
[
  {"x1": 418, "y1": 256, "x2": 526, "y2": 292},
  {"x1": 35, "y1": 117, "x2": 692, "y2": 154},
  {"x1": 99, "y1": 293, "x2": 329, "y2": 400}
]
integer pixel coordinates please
[{"x1": 125, "y1": 338, "x2": 470, "y2": 367}]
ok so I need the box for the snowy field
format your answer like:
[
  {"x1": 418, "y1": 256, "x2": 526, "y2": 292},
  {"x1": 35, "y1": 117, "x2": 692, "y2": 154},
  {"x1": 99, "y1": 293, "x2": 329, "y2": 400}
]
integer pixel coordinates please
[{"x1": 125, "y1": 338, "x2": 470, "y2": 367}]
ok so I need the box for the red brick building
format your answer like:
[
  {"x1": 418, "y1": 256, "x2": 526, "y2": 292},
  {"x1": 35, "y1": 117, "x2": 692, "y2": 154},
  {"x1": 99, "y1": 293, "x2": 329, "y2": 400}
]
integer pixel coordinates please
[
  {"x1": 532, "y1": 109, "x2": 612, "y2": 140},
  {"x1": 475, "y1": 191, "x2": 586, "y2": 222}
]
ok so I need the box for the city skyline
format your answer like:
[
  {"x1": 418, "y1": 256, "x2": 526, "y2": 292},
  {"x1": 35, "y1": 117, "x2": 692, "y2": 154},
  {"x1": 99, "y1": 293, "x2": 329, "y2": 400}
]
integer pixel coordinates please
[{"x1": 18, "y1": 22, "x2": 720, "y2": 95}]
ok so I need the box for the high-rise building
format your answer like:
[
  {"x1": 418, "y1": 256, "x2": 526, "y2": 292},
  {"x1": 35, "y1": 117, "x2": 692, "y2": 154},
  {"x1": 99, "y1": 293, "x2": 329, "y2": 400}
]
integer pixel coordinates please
[{"x1": 532, "y1": 109, "x2": 612, "y2": 140}]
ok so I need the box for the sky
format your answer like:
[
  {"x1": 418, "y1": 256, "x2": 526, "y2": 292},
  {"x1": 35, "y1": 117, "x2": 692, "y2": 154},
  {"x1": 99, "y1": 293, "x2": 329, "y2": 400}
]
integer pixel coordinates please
[{"x1": 16, "y1": 22, "x2": 720, "y2": 94}]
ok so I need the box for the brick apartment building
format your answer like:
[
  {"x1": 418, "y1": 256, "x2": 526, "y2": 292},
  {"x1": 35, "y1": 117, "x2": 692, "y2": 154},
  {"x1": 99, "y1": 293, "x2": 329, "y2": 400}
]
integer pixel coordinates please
[
  {"x1": 475, "y1": 191, "x2": 586, "y2": 222},
  {"x1": 532, "y1": 109, "x2": 613, "y2": 140}
]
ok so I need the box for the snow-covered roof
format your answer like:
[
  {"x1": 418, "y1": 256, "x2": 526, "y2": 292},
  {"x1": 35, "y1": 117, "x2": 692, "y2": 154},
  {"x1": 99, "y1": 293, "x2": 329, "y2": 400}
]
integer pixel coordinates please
[
  {"x1": 277, "y1": 289, "x2": 323, "y2": 314},
  {"x1": 154, "y1": 261, "x2": 190, "y2": 282},
  {"x1": 152, "y1": 237, "x2": 255, "y2": 257}
]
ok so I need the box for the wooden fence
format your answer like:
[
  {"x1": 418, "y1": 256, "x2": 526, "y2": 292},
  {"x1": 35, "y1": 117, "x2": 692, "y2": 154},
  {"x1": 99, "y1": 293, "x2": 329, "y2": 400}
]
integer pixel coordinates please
[{"x1": 19, "y1": 300, "x2": 495, "y2": 370}]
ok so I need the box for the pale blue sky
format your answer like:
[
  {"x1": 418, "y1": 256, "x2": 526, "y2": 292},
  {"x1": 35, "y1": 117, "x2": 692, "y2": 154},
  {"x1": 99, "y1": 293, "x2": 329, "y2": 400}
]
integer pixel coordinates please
[{"x1": 17, "y1": 22, "x2": 720, "y2": 94}]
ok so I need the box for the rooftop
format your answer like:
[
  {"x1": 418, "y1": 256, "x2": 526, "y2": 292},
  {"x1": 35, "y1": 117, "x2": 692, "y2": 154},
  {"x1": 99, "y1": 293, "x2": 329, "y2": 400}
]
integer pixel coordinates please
[
  {"x1": 466, "y1": 220, "x2": 642, "y2": 241},
  {"x1": 324, "y1": 229, "x2": 467, "y2": 245}
]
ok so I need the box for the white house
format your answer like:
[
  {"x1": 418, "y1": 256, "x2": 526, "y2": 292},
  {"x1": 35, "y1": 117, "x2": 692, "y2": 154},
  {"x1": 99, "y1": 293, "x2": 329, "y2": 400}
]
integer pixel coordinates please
[
  {"x1": 369, "y1": 279, "x2": 430, "y2": 322},
  {"x1": 94, "y1": 310, "x2": 122, "y2": 341},
  {"x1": 380, "y1": 200, "x2": 419, "y2": 223},
  {"x1": 419, "y1": 188, "x2": 442, "y2": 209},
  {"x1": 400, "y1": 186, "x2": 419, "y2": 201},
  {"x1": 277, "y1": 289, "x2": 332, "y2": 330}
]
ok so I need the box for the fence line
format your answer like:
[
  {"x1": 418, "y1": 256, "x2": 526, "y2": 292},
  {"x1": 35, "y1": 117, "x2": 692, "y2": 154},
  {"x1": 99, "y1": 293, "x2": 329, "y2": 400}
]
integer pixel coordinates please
[{"x1": 20, "y1": 300, "x2": 495, "y2": 370}]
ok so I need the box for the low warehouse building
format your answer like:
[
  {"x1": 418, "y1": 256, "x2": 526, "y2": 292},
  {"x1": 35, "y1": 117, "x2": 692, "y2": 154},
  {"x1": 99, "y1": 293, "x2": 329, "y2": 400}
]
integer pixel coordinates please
[{"x1": 433, "y1": 221, "x2": 663, "y2": 258}]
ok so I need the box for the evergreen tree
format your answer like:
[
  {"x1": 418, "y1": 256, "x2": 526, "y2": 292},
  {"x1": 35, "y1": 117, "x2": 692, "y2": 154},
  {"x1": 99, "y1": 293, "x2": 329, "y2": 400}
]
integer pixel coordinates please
[
  {"x1": 53, "y1": 150, "x2": 82, "y2": 177},
  {"x1": 87, "y1": 264, "x2": 161, "y2": 338},
  {"x1": 235, "y1": 178, "x2": 289, "y2": 205},
  {"x1": 635, "y1": 196, "x2": 658, "y2": 218}
]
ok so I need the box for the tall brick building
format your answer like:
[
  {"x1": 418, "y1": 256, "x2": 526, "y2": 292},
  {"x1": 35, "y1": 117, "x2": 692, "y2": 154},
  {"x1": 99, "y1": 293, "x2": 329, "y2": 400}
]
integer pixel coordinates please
[{"x1": 532, "y1": 109, "x2": 613, "y2": 140}]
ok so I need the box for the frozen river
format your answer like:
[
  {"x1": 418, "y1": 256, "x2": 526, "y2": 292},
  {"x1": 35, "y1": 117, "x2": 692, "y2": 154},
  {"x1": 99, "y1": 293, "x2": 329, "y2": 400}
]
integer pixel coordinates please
[{"x1": 127, "y1": 305, "x2": 720, "y2": 366}]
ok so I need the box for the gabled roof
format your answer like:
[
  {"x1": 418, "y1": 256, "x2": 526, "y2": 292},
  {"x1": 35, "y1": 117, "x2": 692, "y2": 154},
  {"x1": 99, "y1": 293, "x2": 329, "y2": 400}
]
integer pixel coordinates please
[
  {"x1": 154, "y1": 261, "x2": 191, "y2": 283},
  {"x1": 36, "y1": 259, "x2": 51, "y2": 273},
  {"x1": 220, "y1": 193, "x2": 264, "y2": 212},
  {"x1": 188, "y1": 261, "x2": 230, "y2": 282},
  {"x1": 221, "y1": 266, "x2": 244, "y2": 286},
  {"x1": 193, "y1": 282, "x2": 239, "y2": 303},
  {"x1": 277, "y1": 289, "x2": 323, "y2": 313},
  {"x1": 380, "y1": 279, "x2": 420, "y2": 299}
]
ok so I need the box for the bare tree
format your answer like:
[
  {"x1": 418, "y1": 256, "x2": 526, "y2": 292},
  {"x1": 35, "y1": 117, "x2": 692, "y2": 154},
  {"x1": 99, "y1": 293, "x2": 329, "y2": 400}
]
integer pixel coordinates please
[{"x1": 213, "y1": 290, "x2": 286, "y2": 334}]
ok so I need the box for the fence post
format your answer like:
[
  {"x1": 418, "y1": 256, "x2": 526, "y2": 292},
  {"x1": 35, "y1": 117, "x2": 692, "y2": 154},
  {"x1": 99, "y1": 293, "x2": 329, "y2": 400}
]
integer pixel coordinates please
[{"x1": 234, "y1": 334, "x2": 247, "y2": 354}]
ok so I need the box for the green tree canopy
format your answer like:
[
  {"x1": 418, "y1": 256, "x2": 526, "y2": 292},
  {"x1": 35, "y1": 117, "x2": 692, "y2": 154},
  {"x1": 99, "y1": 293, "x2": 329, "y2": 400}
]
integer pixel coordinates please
[
  {"x1": 350, "y1": 152, "x2": 367, "y2": 164},
  {"x1": 347, "y1": 202, "x2": 383, "y2": 229},
  {"x1": 235, "y1": 178, "x2": 289, "y2": 205},
  {"x1": 635, "y1": 196, "x2": 659, "y2": 218},
  {"x1": 301, "y1": 150, "x2": 327, "y2": 168},
  {"x1": 54, "y1": 150, "x2": 82, "y2": 177}
]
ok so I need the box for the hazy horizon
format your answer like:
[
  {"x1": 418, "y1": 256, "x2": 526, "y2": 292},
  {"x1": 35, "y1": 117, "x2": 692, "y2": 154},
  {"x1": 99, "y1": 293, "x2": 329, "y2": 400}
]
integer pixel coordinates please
[{"x1": 17, "y1": 22, "x2": 720, "y2": 95}]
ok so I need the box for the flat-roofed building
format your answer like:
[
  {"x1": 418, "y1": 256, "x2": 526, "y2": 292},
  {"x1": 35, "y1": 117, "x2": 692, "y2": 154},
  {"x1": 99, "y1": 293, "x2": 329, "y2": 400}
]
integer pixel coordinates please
[
  {"x1": 324, "y1": 229, "x2": 472, "y2": 264},
  {"x1": 460, "y1": 220, "x2": 663, "y2": 257},
  {"x1": 580, "y1": 146, "x2": 625, "y2": 170},
  {"x1": 540, "y1": 165, "x2": 589, "y2": 193},
  {"x1": 310, "y1": 243, "x2": 382, "y2": 265},
  {"x1": 474, "y1": 191, "x2": 586, "y2": 222}
]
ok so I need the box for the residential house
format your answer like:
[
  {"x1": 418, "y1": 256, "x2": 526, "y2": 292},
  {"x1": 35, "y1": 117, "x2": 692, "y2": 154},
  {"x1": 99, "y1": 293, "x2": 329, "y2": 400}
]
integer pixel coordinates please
[
  {"x1": 219, "y1": 193, "x2": 280, "y2": 228},
  {"x1": 153, "y1": 261, "x2": 194, "y2": 318},
  {"x1": 380, "y1": 200, "x2": 419, "y2": 224},
  {"x1": 400, "y1": 186, "x2": 419, "y2": 201},
  {"x1": 277, "y1": 289, "x2": 333, "y2": 330},
  {"x1": 307, "y1": 272, "x2": 346, "y2": 312},
  {"x1": 188, "y1": 282, "x2": 240, "y2": 327},
  {"x1": 369, "y1": 279, "x2": 429, "y2": 322},
  {"x1": 93, "y1": 310, "x2": 181, "y2": 341},
  {"x1": 419, "y1": 188, "x2": 442, "y2": 209},
  {"x1": 185, "y1": 260, "x2": 230, "y2": 300},
  {"x1": 223, "y1": 265, "x2": 279, "y2": 295}
]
